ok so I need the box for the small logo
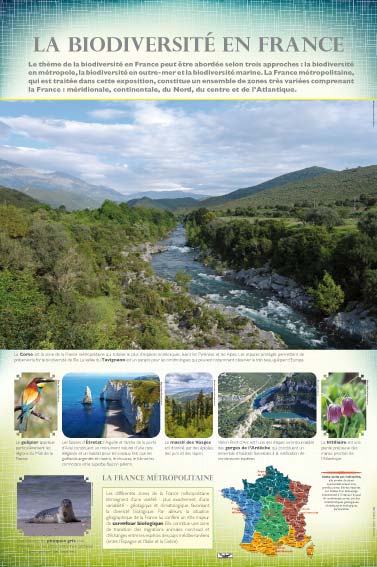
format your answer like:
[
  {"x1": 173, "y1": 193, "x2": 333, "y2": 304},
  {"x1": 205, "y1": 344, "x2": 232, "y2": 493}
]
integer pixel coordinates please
[{"x1": 217, "y1": 553, "x2": 233, "y2": 559}]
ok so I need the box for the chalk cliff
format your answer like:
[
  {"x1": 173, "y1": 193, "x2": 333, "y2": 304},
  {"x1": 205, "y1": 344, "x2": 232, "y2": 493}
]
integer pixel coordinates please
[{"x1": 102, "y1": 379, "x2": 160, "y2": 437}]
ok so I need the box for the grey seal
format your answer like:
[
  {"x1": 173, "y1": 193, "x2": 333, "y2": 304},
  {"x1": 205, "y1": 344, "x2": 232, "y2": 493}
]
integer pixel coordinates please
[{"x1": 29, "y1": 499, "x2": 80, "y2": 523}]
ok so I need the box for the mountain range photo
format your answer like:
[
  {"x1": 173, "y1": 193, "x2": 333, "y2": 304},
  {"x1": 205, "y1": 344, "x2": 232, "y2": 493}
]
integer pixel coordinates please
[
  {"x1": 0, "y1": 159, "x2": 125, "y2": 209},
  {"x1": 0, "y1": 159, "x2": 209, "y2": 210},
  {"x1": 2, "y1": 157, "x2": 377, "y2": 214}
]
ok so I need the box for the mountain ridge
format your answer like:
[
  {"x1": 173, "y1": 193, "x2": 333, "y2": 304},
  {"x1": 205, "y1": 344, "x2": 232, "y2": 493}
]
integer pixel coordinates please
[
  {"x1": 1, "y1": 159, "x2": 371, "y2": 213},
  {"x1": 125, "y1": 190, "x2": 209, "y2": 201},
  {"x1": 0, "y1": 184, "x2": 41, "y2": 208},
  {"x1": 216, "y1": 165, "x2": 377, "y2": 210},
  {"x1": 200, "y1": 166, "x2": 336, "y2": 208},
  {"x1": 128, "y1": 196, "x2": 200, "y2": 211},
  {"x1": 0, "y1": 159, "x2": 125, "y2": 210}
]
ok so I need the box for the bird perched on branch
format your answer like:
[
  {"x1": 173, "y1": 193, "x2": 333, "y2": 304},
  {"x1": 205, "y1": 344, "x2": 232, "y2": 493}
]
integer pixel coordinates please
[{"x1": 15, "y1": 377, "x2": 54, "y2": 432}]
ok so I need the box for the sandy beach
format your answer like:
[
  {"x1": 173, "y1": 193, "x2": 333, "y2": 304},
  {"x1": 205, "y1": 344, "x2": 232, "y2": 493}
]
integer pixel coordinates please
[
  {"x1": 104, "y1": 405, "x2": 147, "y2": 438},
  {"x1": 18, "y1": 517, "x2": 91, "y2": 536},
  {"x1": 104, "y1": 405, "x2": 130, "y2": 437}
]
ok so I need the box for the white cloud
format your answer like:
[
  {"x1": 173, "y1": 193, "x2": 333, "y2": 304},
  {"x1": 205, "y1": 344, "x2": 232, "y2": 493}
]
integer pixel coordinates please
[
  {"x1": 0, "y1": 101, "x2": 375, "y2": 195},
  {"x1": 87, "y1": 108, "x2": 129, "y2": 120},
  {"x1": 165, "y1": 373, "x2": 213, "y2": 391},
  {"x1": 0, "y1": 144, "x2": 121, "y2": 183}
]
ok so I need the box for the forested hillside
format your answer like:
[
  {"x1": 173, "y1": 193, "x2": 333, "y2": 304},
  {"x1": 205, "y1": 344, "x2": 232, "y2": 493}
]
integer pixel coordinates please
[
  {"x1": 216, "y1": 165, "x2": 377, "y2": 210},
  {"x1": 0, "y1": 194, "x2": 274, "y2": 350},
  {"x1": 165, "y1": 390, "x2": 213, "y2": 438},
  {"x1": 128, "y1": 196, "x2": 199, "y2": 211},
  {"x1": 0, "y1": 197, "x2": 176, "y2": 348},
  {"x1": 200, "y1": 166, "x2": 334, "y2": 208},
  {"x1": 0, "y1": 185, "x2": 40, "y2": 208}
]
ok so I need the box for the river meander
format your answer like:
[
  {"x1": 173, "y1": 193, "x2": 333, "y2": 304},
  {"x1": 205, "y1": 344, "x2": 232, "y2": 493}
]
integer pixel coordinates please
[{"x1": 253, "y1": 386, "x2": 316, "y2": 424}]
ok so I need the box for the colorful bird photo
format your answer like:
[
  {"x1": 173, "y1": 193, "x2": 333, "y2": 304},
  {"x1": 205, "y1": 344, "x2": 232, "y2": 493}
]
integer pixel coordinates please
[
  {"x1": 14, "y1": 373, "x2": 57, "y2": 438},
  {"x1": 321, "y1": 372, "x2": 366, "y2": 438}
]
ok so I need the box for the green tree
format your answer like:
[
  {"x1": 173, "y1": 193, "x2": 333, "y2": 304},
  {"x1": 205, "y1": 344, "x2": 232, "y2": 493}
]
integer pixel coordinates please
[
  {"x1": 27, "y1": 218, "x2": 70, "y2": 272},
  {"x1": 334, "y1": 232, "x2": 377, "y2": 300},
  {"x1": 305, "y1": 207, "x2": 342, "y2": 229},
  {"x1": 0, "y1": 205, "x2": 29, "y2": 238},
  {"x1": 0, "y1": 233, "x2": 33, "y2": 270},
  {"x1": 362, "y1": 269, "x2": 377, "y2": 306},
  {"x1": 273, "y1": 225, "x2": 332, "y2": 285},
  {"x1": 309, "y1": 271, "x2": 345, "y2": 315},
  {"x1": 197, "y1": 389, "x2": 205, "y2": 419},
  {"x1": 0, "y1": 269, "x2": 48, "y2": 348},
  {"x1": 358, "y1": 211, "x2": 377, "y2": 238}
]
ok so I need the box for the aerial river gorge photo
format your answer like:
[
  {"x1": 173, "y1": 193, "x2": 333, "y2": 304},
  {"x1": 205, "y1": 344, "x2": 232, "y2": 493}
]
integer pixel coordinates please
[{"x1": 218, "y1": 372, "x2": 317, "y2": 438}]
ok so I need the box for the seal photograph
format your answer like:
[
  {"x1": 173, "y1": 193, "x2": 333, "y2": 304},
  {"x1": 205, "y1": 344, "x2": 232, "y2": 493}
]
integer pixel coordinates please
[
  {"x1": 17, "y1": 475, "x2": 91, "y2": 536},
  {"x1": 28, "y1": 499, "x2": 80, "y2": 524}
]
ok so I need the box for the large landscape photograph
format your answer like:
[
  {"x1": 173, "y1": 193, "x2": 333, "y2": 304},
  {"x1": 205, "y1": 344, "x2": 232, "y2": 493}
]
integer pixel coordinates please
[{"x1": 0, "y1": 100, "x2": 376, "y2": 349}]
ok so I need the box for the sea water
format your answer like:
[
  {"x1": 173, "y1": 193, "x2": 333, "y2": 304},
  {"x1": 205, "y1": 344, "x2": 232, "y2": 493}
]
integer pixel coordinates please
[{"x1": 62, "y1": 375, "x2": 110, "y2": 438}]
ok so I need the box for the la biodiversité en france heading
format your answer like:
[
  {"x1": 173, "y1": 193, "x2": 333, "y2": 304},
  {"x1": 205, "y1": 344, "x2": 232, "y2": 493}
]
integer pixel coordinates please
[{"x1": 34, "y1": 34, "x2": 345, "y2": 54}]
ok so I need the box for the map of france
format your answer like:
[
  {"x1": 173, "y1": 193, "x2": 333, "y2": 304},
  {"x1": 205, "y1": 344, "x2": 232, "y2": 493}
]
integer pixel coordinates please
[{"x1": 222, "y1": 466, "x2": 315, "y2": 557}]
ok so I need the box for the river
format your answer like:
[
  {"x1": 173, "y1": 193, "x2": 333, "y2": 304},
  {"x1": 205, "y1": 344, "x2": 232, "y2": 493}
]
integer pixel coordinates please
[
  {"x1": 151, "y1": 225, "x2": 346, "y2": 349},
  {"x1": 253, "y1": 386, "x2": 316, "y2": 425}
]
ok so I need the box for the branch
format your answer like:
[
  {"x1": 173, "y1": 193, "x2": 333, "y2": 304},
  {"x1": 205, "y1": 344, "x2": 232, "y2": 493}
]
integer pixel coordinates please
[
  {"x1": 31, "y1": 410, "x2": 50, "y2": 422},
  {"x1": 14, "y1": 406, "x2": 50, "y2": 421}
]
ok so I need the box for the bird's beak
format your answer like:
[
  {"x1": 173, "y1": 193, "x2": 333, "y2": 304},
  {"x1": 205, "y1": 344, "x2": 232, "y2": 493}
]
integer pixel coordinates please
[{"x1": 36, "y1": 378, "x2": 54, "y2": 387}]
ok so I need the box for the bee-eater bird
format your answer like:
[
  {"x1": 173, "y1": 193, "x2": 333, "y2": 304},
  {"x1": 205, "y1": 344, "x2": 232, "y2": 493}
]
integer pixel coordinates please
[{"x1": 16, "y1": 377, "x2": 54, "y2": 432}]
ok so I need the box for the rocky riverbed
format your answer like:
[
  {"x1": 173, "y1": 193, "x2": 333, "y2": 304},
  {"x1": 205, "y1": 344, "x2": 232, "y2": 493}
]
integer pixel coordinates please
[
  {"x1": 130, "y1": 241, "x2": 285, "y2": 349},
  {"x1": 151, "y1": 226, "x2": 333, "y2": 348},
  {"x1": 325, "y1": 302, "x2": 377, "y2": 347},
  {"x1": 229, "y1": 266, "x2": 377, "y2": 347},
  {"x1": 148, "y1": 225, "x2": 377, "y2": 348},
  {"x1": 229, "y1": 266, "x2": 316, "y2": 314}
]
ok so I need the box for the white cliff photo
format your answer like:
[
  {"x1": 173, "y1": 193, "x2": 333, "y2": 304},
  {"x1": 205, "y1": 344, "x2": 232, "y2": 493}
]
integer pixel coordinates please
[{"x1": 62, "y1": 372, "x2": 160, "y2": 438}]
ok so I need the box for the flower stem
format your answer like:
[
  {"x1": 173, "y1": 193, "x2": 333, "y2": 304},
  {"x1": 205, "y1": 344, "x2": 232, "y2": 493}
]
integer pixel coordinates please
[
  {"x1": 335, "y1": 423, "x2": 340, "y2": 438},
  {"x1": 342, "y1": 416, "x2": 347, "y2": 438}
]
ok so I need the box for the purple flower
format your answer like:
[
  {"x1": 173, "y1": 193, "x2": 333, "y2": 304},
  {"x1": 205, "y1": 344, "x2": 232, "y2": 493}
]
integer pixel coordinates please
[
  {"x1": 327, "y1": 404, "x2": 342, "y2": 423},
  {"x1": 341, "y1": 397, "x2": 361, "y2": 417}
]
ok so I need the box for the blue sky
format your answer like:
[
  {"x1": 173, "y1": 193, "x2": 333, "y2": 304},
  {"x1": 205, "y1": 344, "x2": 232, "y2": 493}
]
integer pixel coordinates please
[
  {"x1": 165, "y1": 373, "x2": 213, "y2": 395},
  {"x1": 0, "y1": 101, "x2": 375, "y2": 196}
]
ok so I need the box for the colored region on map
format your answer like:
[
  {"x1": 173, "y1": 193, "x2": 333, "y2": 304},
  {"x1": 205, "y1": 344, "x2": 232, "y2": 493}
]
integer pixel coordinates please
[{"x1": 222, "y1": 466, "x2": 314, "y2": 557}]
